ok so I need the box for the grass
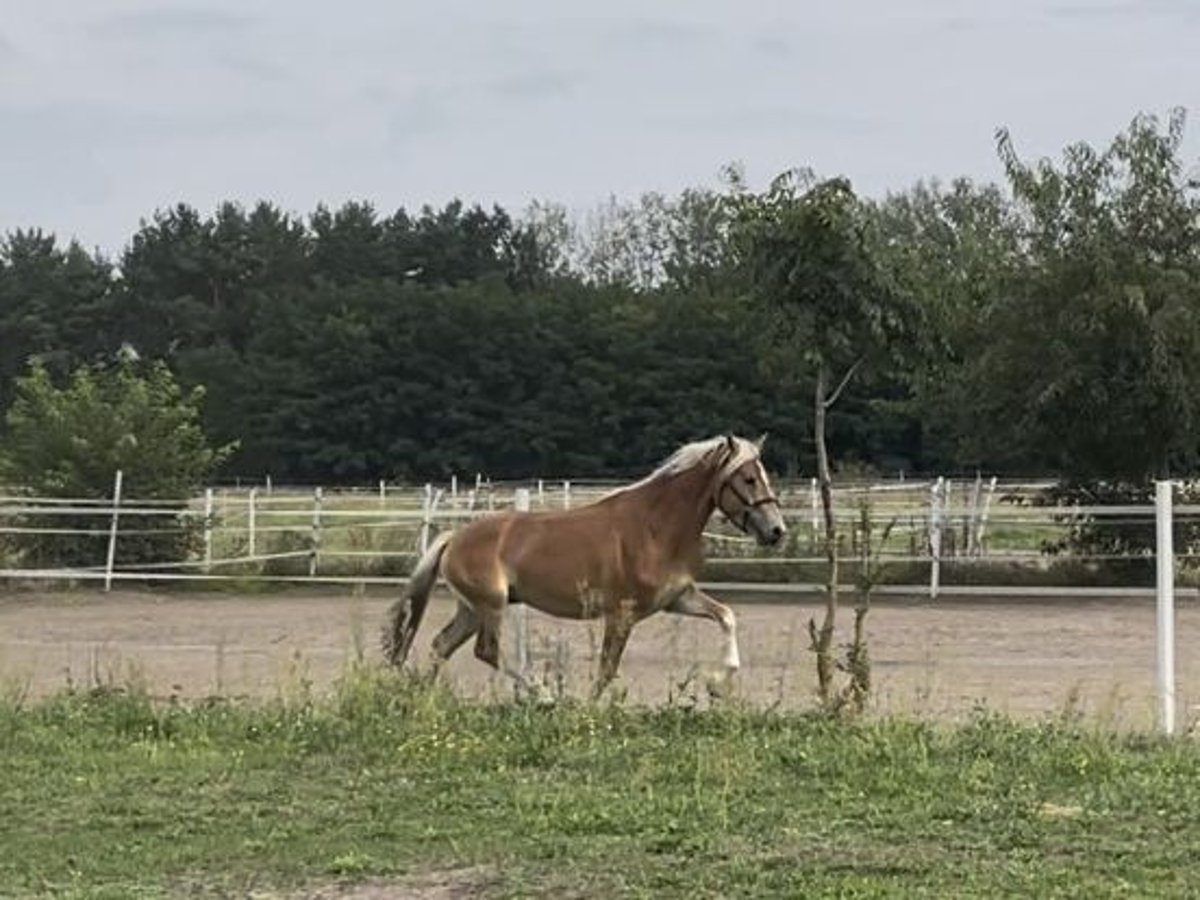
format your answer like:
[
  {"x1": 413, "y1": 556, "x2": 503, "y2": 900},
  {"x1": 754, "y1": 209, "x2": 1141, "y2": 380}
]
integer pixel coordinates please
[{"x1": 2, "y1": 668, "x2": 1198, "y2": 898}]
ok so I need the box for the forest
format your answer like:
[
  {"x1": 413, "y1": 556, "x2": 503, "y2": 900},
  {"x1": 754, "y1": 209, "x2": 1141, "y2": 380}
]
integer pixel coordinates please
[{"x1": 3, "y1": 110, "x2": 1199, "y2": 487}]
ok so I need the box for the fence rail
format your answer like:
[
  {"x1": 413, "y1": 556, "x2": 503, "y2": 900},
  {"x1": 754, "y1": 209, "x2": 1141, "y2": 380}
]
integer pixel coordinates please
[{"x1": 0, "y1": 472, "x2": 1182, "y2": 593}]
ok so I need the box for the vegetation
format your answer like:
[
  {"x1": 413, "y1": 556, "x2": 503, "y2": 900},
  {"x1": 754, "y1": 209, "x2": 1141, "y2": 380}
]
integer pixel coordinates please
[
  {"x1": 2, "y1": 110, "x2": 1198, "y2": 495},
  {"x1": 728, "y1": 171, "x2": 924, "y2": 704},
  {"x1": 7, "y1": 105, "x2": 1199, "y2": 898},
  {"x1": 0, "y1": 353, "x2": 232, "y2": 567},
  {"x1": 1, "y1": 671, "x2": 1197, "y2": 898}
]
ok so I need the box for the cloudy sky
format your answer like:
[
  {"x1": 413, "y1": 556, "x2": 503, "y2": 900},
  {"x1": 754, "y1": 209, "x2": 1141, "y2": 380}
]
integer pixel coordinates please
[{"x1": 2, "y1": 0, "x2": 1198, "y2": 257}]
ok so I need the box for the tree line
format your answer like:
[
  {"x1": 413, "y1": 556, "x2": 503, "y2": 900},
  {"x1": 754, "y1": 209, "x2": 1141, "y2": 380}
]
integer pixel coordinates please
[{"x1": 3, "y1": 109, "x2": 1199, "y2": 489}]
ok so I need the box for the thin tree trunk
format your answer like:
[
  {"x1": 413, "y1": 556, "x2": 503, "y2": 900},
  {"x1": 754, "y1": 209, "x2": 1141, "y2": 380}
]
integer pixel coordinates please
[
  {"x1": 808, "y1": 357, "x2": 864, "y2": 708},
  {"x1": 809, "y1": 367, "x2": 838, "y2": 704},
  {"x1": 845, "y1": 504, "x2": 874, "y2": 714}
]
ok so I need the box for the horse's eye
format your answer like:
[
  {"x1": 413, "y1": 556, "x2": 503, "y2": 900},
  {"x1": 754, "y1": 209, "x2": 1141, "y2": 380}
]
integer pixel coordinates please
[{"x1": 745, "y1": 475, "x2": 757, "y2": 486}]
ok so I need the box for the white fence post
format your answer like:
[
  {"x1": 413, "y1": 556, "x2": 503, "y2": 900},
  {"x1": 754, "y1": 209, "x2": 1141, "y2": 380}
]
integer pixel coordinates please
[
  {"x1": 562, "y1": 480, "x2": 571, "y2": 509},
  {"x1": 203, "y1": 487, "x2": 214, "y2": 573},
  {"x1": 929, "y1": 476, "x2": 944, "y2": 600},
  {"x1": 944, "y1": 479, "x2": 954, "y2": 557},
  {"x1": 513, "y1": 488, "x2": 531, "y2": 679},
  {"x1": 379, "y1": 479, "x2": 387, "y2": 507},
  {"x1": 418, "y1": 484, "x2": 446, "y2": 556},
  {"x1": 1155, "y1": 479, "x2": 1177, "y2": 736},
  {"x1": 810, "y1": 477, "x2": 819, "y2": 536},
  {"x1": 103, "y1": 469, "x2": 123, "y2": 593},
  {"x1": 247, "y1": 487, "x2": 258, "y2": 558},
  {"x1": 309, "y1": 487, "x2": 323, "y2": 577},
  {"x1": 420, "y1": 483, "x2": 433, "y2": 555},
  {"x1": 976, "y1": 476, "x2": 998, "y2": 557},
  {"x1": 965, "y1": 474, "x2": 982, "y2": 555}
]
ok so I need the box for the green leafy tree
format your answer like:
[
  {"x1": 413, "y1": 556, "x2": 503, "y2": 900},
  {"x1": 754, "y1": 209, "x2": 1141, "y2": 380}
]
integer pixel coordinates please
[
  {"x1": 970, "y1": 109, "x2": 1200, "y2": 569},
  {"x1": 729, "y1": 170, "x2": 925, "y2": 707},
  {"x1": 0, "y1": 353, "x2": 234, "y2": 568},
  {"x1": 0, "y1": 230, "x2": 116, "y2": 417},
  {"x1": 974, "y1": 109, "x2": 1200, "y2": 479},
  {"x1": 564, "y1": 188, "x2": 734, "y2": 292},
  {"x1": 869, "y1": 179, "x2": 1021, "y2": 469}
]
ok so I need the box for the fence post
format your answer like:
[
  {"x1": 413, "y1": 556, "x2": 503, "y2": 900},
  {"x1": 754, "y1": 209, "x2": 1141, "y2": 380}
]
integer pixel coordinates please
[
  {"x1": 976, "y1": 476, "x2": 998, "y2": 556},
  {"x1": 537, "y1": 479, "x2": 545, "y2": 508},
  {"x1": 965, "y1": 474, "x2": 982, "y2": 556},
  {"x1": 309, "y1": 487, "x2": 323, "y2": 577},
  {"x1": 420, "y1": 483, "x2": 433, "y2": 555},
  {"x1": 929, "y1": 476, "x2": 944, "y2": 600},
  {"x1": 563, "y1": 480, "x2": 571, "y2": 509},
  {"x1": 103, "y1": 469, "x2": 123, "y2": 593},
  {"x1": 379, "y1": 479, "x2": 387, "y2": 507},
  {"x1": 248, "y1": 487, "x2": 258, "y2": 558},
  {"x1": 513, "y1": 488, "x2": 531, "y2": 679},
  {"x1": 944, "y1": 479, "x2": 954, "y2": 557},
  {"x1": 203, "y1": 487, "x2": 214, "y2": 573},
  {"x1": 810, "y1": 477, "x2": 819, "y2": 535},
  {"x1": 1155, "y1": 479, "x2": 1177, "y2": 736}
]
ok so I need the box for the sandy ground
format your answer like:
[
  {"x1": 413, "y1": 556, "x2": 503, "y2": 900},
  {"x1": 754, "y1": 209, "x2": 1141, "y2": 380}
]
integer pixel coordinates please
[{"x1": 1, "y1": 586, "x2": 1197, "y2": 728}]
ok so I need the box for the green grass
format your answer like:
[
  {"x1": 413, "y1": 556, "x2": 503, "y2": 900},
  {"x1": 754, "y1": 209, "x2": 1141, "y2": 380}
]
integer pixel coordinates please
[{"x1": 2, "y1": 670, "x2": 1198, "y2": 898}]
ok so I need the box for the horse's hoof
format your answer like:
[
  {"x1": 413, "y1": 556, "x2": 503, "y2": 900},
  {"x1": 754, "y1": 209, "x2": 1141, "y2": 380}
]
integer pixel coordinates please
[
  {"x1": 705, "y1": 668, "x2": 738, "y2": 701},
  {"x1": 516, "y1": 678, "x2": 556, "y2": 706}
]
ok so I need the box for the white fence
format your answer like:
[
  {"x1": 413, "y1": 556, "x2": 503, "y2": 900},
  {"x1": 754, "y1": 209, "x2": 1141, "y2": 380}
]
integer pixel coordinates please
[
  {"x1": 0, "y1": 473, "x2": 1187, "y2": 591},
  {"x1": 1, "y1": 473, "x2": 1193, "y2": 732}
]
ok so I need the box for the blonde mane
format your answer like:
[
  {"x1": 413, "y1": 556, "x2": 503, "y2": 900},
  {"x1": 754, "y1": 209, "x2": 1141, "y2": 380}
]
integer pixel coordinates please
[{"x1": 604, "y1": 435, "x2": 761, "y2": 499}]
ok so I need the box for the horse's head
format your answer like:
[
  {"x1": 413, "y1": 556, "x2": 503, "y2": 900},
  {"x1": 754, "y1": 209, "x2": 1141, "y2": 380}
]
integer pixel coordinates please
[{"x1": 715, "y1": 434, "x2": 787, "y2": 546}]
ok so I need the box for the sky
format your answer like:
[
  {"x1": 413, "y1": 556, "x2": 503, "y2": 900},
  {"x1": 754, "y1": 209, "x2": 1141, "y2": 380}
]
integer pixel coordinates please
[{"x1": 2, "y1": 0, "x2": 1199, "y2": 258}]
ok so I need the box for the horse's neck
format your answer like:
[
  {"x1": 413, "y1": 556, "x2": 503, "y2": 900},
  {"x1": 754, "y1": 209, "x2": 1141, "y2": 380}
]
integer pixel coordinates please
[{"x1": 634, "y1": 462, "x2": 719, "y2": 561}]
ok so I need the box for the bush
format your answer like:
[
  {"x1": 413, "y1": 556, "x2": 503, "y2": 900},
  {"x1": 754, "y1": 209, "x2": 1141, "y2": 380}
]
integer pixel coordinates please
[
  {"x1": 0, "y1": 352, "x2": 234, "y2": 568},
  {"x1": 1031, "y1": 480, "x2": 1200, "y2": 586}
]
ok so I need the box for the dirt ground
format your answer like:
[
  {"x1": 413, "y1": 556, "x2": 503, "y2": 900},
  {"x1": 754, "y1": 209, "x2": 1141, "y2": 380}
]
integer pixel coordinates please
[{"x1": 1, "y1": 585, "x2": 1197, "y2": 728}]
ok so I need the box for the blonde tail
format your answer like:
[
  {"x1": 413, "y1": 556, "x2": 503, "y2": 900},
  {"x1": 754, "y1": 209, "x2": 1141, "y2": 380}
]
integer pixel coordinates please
[{"x1": 383, "y1": 531, "x2": 452, "y2": 667}]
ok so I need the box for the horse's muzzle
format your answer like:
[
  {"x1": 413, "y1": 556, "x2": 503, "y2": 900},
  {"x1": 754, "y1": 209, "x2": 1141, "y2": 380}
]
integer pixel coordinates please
[{"x1": 751, "y1": 515, "x2": 785, "y2": 547}]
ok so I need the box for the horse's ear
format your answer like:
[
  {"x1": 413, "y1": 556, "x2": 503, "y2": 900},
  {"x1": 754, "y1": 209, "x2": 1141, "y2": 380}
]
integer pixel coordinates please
[
  {"x1": 724, "y1": 434, "x2": 736, "y2": 453},
  {"x1": 755, "y1": 433, "x2": 768, "y2": 451}
]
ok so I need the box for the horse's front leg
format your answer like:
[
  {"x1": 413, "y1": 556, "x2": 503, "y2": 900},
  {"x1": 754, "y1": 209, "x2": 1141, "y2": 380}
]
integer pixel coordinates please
[
  {"x1": 592, "y1": 601, "x2": 637, "y2": 699},
  {"x1": 665, "y1": 586, "x2": 740, "y2": 673}
]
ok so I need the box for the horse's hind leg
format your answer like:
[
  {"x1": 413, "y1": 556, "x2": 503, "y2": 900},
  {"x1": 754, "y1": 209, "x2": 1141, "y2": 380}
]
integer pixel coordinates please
[
  {"x1": 473, "y1": 609, "x2": 501, "y2": 669},
  {"x1": 470, "y1": 603, "x2": 547, "y2": 697},
  {"x1": 441, "y1": 576, "x2": 511, "y2": 677},
  {"x1": 431, "y1": 599, "x2": 479, "y2": 664}
]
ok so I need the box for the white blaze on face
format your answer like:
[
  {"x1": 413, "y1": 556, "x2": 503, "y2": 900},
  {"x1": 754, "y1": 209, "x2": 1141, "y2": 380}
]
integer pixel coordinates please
[{"x1": 752, "y1": 456, "x2": 772, "y2": 491}]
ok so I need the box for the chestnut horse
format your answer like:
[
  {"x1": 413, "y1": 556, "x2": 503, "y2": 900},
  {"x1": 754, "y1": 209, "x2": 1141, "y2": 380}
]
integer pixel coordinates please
[{"x1": 383, "y1": 434, "x2": 786, "y2": 695}]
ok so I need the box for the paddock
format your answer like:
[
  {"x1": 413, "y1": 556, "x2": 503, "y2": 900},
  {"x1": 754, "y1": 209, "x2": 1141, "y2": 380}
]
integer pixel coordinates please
[{"x1": 2, "y1": 587, "x2": 1195, "y2": 728}]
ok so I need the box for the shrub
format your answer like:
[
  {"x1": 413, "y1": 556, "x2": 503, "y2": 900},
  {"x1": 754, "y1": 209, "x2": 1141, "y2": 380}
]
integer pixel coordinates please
[{"x1": 0, "y1": 352, "x2": 234, "y2": 568}]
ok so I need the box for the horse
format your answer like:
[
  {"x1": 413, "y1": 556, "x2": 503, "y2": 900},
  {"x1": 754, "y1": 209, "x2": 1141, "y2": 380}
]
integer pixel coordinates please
[{"x1": 383, "y1": 433, "x2": 787, "y2": 696}]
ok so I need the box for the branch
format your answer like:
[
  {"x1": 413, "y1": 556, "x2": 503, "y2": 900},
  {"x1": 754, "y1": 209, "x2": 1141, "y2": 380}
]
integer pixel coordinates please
[{"x1": 823, "y1": 357, "x2": 864, "y2": 410}]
